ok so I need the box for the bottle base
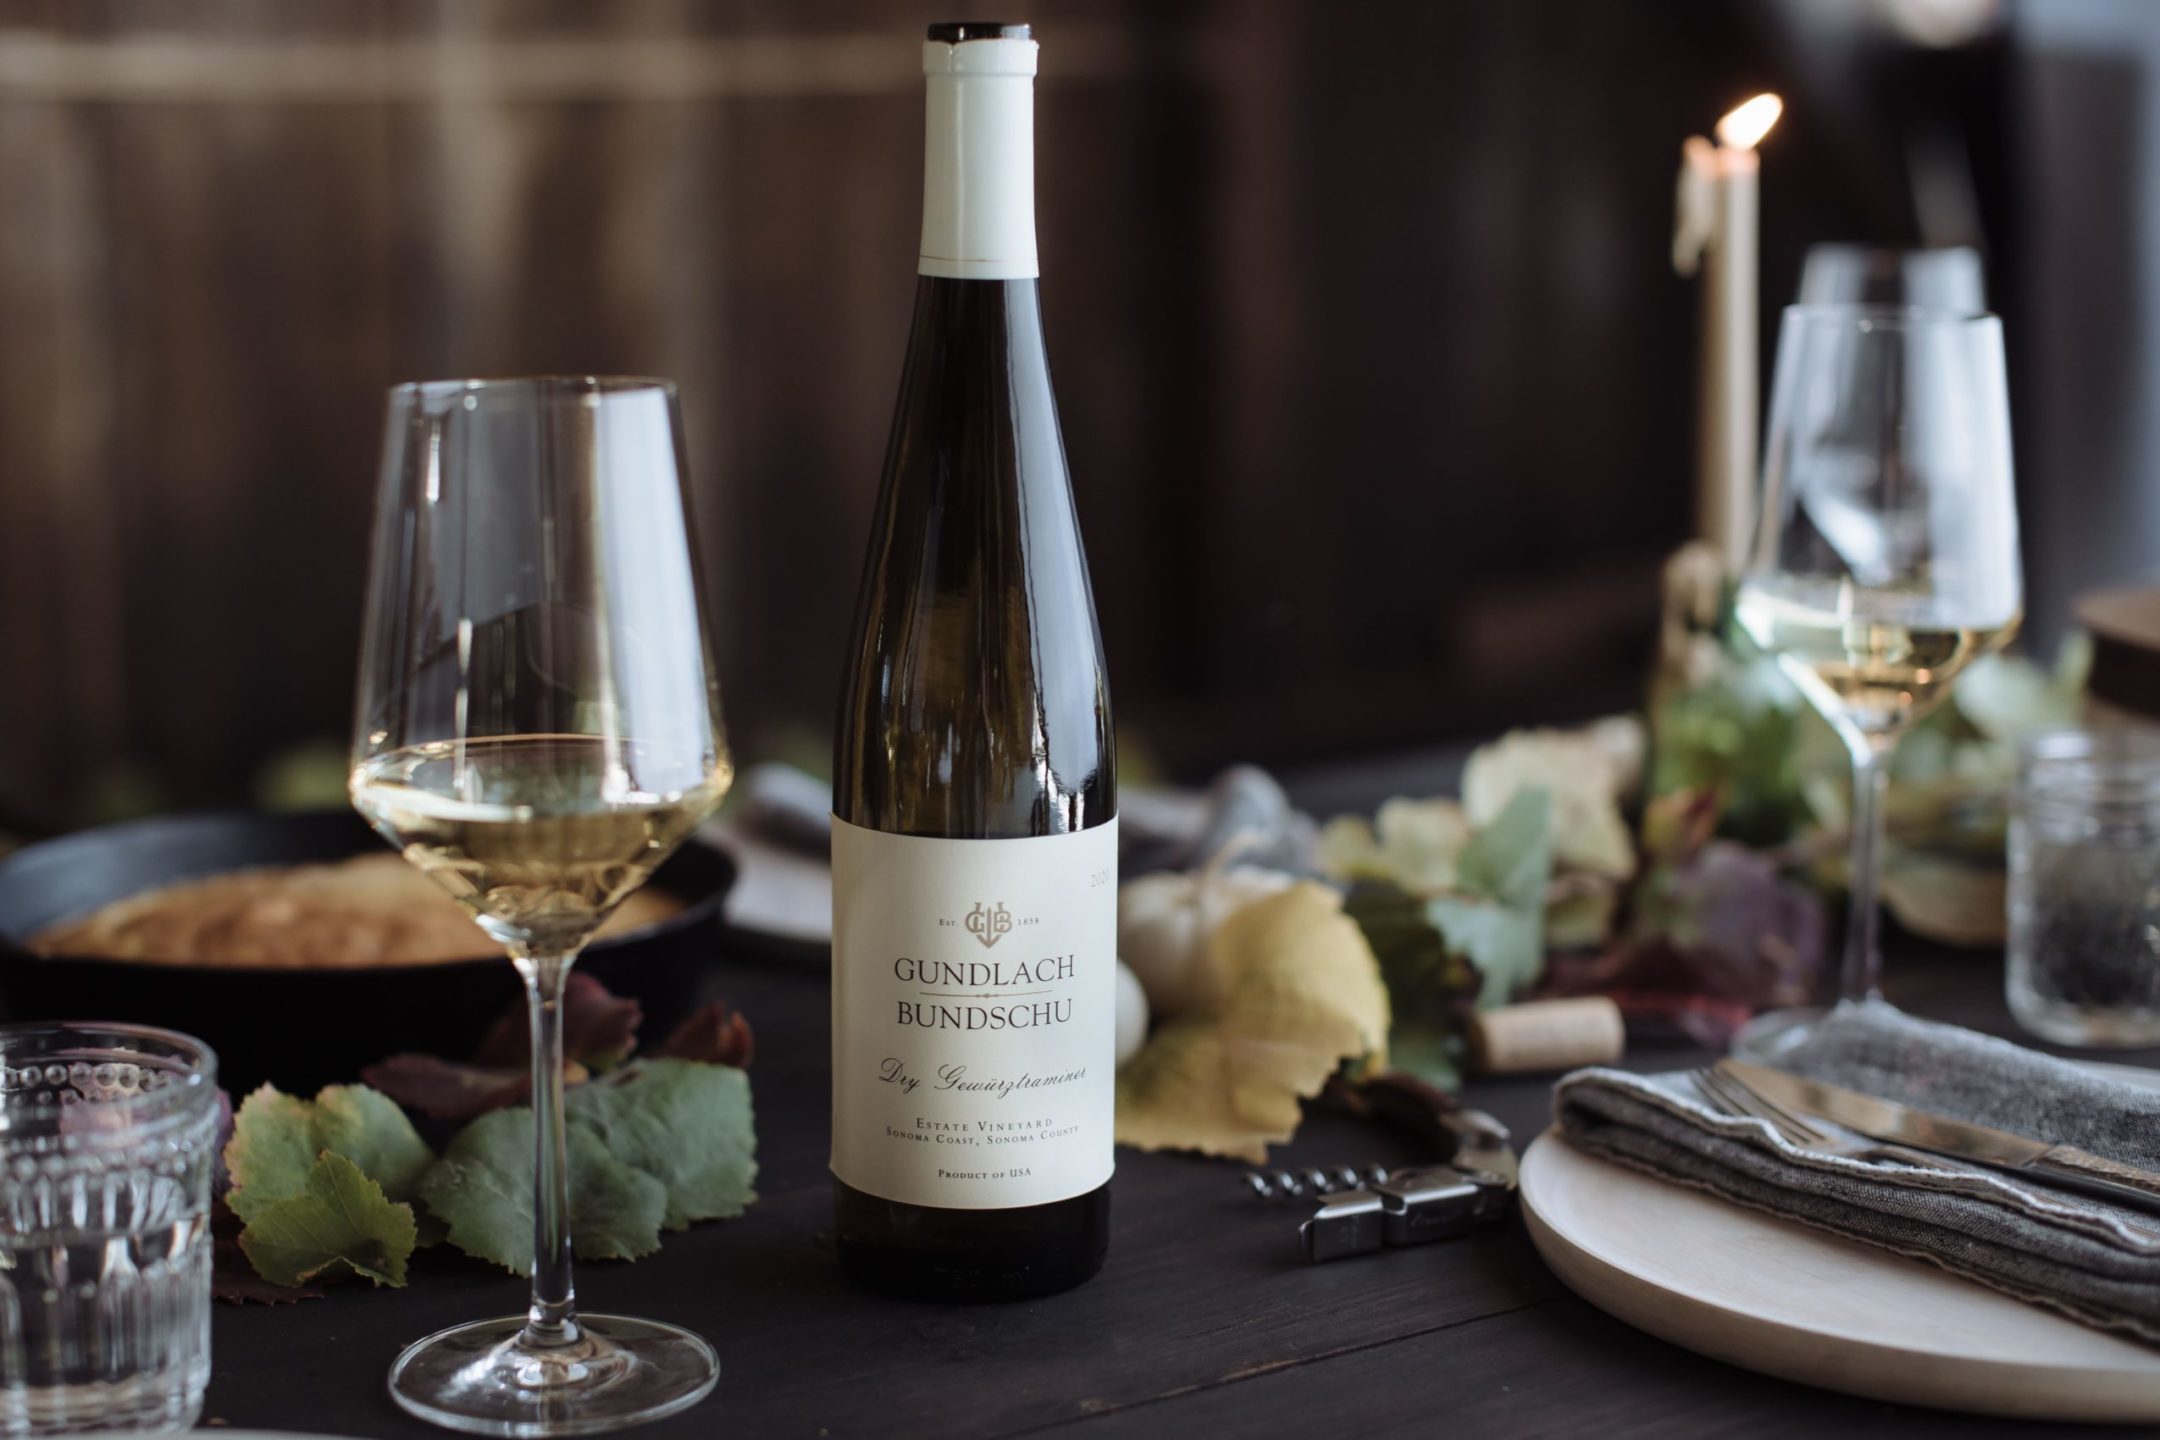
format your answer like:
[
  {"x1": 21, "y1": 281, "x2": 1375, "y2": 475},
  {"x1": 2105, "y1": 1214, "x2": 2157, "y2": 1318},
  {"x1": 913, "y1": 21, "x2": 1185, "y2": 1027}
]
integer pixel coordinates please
[{"x1": 833, "y1": 1179, "x2": 1109, "y2": 1303}]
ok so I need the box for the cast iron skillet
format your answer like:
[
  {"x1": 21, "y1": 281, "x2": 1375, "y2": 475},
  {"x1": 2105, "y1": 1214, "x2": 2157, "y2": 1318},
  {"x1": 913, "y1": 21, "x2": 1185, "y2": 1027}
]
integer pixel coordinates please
[{"x1": 0, "y1": 811, "x2": 736, "y2": 1095}]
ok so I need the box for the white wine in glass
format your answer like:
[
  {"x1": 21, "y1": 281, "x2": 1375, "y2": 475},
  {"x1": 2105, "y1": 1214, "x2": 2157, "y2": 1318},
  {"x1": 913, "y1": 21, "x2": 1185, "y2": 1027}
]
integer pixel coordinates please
[
  {"x1": 1734, "y1": 579, "x2": 2021, "y2": 744},
  {"x1": 1732, "y1": 307, "x2": 2023, "y2": 1057},
  {"x1": 352, "y1": 736, "x2": 728, "y2": 956},
  {"x1": 352, "y1": 377, "x2": 729, "y2": 1436}
]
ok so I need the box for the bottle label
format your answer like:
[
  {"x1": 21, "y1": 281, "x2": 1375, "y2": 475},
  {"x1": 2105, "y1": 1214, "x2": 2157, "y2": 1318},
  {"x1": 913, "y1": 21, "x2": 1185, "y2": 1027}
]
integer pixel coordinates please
[{"x1": 830, "y1": 815, "x2": 1117, "y2": 1209}]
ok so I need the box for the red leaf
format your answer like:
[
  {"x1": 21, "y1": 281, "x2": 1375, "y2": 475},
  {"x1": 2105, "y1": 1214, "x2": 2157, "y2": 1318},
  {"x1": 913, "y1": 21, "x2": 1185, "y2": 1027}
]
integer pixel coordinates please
[
  {"x1": 360, "y1": 974, "x2": 751, "y2": 1129},
  {"x1": 471, "y1": 971, "x2": 643, "y2": 1074},
  {"x1": 1540, "y1": 841, "x2": 1826, "y2": 1047},
  {"x1": 361, "y1": 1053, "x2": 530, "y2": 1122},
  {"x1": 654, "y1": 1001, "x2": 754, "y2": 1067}
]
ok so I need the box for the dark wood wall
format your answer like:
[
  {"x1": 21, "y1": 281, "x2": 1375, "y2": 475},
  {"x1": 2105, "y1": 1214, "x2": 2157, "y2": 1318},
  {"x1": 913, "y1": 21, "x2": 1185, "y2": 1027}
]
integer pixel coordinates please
[{"x1": 0, "y1": 1, "x2": 1997, "y2": 825}]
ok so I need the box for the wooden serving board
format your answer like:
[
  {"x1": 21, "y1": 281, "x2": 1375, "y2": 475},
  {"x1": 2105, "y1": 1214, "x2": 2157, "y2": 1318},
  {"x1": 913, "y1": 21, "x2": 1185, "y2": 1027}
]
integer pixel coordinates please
[
  {"x1": 2079, "y1": 582, "x2": 2160, "y2": 724},
  {"x1": 1520, "y1": 1131, "x2": 2160, "y2": 1422}
]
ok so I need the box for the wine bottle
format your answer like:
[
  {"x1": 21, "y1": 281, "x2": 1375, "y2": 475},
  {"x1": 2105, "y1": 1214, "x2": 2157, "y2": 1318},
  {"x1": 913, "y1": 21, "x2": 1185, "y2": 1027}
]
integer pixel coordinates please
[{"x1": 830, "y1": 20, "x2": 1117, "y2": 1302}]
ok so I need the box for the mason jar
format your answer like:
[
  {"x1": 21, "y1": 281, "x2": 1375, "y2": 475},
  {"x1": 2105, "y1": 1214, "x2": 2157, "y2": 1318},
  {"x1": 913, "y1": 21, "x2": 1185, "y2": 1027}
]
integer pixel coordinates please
[{"x1": 2006, "y1": 730, "x2": 2160, "y2": 1047}]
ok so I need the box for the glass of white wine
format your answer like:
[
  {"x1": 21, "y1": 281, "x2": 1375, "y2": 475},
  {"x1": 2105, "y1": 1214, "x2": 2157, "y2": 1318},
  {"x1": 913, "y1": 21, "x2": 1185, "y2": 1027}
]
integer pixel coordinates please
[
  {"x1": 1733, "y1": 307, "x2": 2023, "y2": 1055},
  {"x1": 351, "y1": 377, "x2": 731, "y2": 1435}
]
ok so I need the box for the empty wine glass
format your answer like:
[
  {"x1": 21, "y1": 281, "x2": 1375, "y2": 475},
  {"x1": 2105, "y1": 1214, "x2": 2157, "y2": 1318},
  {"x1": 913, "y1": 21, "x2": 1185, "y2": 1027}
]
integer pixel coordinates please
[
  {"x1": 1732, "y1": 308, "x2": 2023, "y2": 1056},
  {"x1": 352, "y1": 377, "x2": 730, "y2": 1435}
]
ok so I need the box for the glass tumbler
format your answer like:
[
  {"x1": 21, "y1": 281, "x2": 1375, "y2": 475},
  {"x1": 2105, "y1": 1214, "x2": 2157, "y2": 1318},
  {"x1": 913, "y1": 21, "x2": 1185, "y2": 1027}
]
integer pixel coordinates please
[
  {"x1": 0, "y1": 1024, "x2": 218, "y2": 1435},
  {"x1": 2007, "y1": 730, "x2": 2160, "y2": 1047}
]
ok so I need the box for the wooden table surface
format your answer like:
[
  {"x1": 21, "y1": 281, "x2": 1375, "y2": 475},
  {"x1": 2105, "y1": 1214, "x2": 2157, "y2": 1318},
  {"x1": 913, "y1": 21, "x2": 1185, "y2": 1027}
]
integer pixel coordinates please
[{"x1": 199, "y1": 926, "x2": 2160, "y2": 1440}]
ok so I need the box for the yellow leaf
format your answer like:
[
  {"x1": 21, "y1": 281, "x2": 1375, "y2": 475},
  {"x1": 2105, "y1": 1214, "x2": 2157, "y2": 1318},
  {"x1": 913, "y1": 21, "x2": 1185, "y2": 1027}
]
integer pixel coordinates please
[{"x1": 1115, "y1": 882, "x2": 1390, "y2": 1164}]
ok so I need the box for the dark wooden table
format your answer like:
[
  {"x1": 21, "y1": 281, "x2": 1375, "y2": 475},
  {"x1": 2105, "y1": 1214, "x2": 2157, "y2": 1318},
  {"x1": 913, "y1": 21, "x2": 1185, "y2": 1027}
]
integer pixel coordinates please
[{"x1": 200, "y1": 927, "x2": 2160, "y2": 1440}]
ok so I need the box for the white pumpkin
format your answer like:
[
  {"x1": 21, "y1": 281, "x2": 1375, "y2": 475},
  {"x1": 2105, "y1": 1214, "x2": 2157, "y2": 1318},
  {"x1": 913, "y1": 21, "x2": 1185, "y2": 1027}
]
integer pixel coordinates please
[
  {"x1": 1116, "y1": 846, "x2": 1297, "y2": 1018},
  {"x1": 1113, "y1": 960, "x2": 1150, "y2": 1068}
]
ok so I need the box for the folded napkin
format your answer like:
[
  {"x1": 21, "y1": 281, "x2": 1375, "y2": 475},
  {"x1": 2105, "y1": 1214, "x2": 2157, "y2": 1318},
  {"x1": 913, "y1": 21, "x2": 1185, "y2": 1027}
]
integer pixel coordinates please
[
  {"x1": 716, "y1": 761, "x2": 1317, "y2": 945},
  {"x1": 734, "y1": 760, "x2": 1316, "y2": 873},
  {"x1": 1555, "y1": 1000, "x2": 2160, "y2": 1343}
]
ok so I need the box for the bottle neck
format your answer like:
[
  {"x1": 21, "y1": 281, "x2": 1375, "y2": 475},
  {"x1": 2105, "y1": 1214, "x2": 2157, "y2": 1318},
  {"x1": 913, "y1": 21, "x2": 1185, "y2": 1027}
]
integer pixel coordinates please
[
  {"x1": 910, "y1": 274, "x2": 1049, "y2": 372},
  {"x1": 919, "y1": 38, "x2": 1038, "y2": 281}
]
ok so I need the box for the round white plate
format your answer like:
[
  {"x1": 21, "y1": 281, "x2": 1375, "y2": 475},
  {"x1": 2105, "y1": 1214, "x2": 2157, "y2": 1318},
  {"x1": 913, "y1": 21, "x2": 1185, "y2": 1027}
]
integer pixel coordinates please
[
  {"x1": 1520, "y1": 1131, "x2": 2160, "y2": 1422},
  {"x1": 703, "y1": 818, "x2": 832, "y2": 946}
]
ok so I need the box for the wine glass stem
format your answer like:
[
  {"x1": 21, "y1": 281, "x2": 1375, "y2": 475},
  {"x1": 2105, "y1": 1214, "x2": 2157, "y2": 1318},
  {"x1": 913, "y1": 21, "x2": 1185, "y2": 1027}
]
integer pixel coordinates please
[
  {"x1": 520, "y1": 951, "x2": 582, "y2": 1350},
  {"x1": 1840, "y1": 741, "x2": 1893, "y2": 1003}
]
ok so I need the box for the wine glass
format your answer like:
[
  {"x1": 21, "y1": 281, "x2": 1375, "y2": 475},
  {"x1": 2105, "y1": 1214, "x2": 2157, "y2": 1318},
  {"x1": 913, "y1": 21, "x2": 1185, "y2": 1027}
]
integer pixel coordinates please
[
  {"x1": 1796, "y1": 243, "x2": 1985, "y2": 313},
  {"x1": 351, "y1": 377, "x2": 730, "y2": 1435},
  {"x1": 1732, "y1": 307, "x2": 2023, "y2": 1056}
]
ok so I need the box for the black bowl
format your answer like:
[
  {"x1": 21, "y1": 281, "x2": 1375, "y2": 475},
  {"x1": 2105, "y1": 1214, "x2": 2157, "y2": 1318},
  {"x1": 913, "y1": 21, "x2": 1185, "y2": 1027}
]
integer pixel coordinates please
[{"x1": 0, "y1": 811, "x2": 736, "y2": 1095}]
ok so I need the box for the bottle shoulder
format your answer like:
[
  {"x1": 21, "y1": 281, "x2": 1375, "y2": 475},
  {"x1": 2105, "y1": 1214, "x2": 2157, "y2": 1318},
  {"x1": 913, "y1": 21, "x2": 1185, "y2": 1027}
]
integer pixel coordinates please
[{"x1": 833, "y1": 277, "x2": 1113, "y2": 838}]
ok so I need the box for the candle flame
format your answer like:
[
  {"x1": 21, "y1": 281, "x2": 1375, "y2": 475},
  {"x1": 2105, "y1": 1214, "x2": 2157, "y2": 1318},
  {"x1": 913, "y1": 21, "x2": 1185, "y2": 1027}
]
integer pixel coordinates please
[{"x1": 1716, "y1": 93, "x2": 1783, "y2": 150}]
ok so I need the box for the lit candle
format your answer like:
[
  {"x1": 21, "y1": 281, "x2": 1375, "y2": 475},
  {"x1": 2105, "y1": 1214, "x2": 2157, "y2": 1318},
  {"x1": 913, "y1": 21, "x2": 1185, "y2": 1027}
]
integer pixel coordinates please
[{"x1": 1675, "y1": 93, "x2": 1782, "y2": 570}]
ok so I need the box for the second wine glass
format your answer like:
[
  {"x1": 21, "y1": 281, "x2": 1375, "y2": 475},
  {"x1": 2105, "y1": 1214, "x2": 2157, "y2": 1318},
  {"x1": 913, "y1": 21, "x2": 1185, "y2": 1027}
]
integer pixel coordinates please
[
  {"x1": 352, "y1": 377, "x2": 730, "y2": 1436},
  {"x1": 1732, "y1": 306, "x2": 2023, "y2": 1054}
]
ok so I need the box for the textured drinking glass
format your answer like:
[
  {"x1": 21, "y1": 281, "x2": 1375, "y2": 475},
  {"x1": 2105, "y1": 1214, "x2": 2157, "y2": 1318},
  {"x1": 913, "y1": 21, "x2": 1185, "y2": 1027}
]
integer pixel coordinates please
[
  {"x1": 1732, "y1": 308, "x2": 2024, "y2": 1058},
  {"x1": 0, "y1": 1023, "x2": 218, "y2": 1436},
  {"x1": 2007, "y1": 730, "x2": 2160, "y2": 1047},
  {"x1": 354, "y1": 378, "x2": 729, "y2": 1435}
]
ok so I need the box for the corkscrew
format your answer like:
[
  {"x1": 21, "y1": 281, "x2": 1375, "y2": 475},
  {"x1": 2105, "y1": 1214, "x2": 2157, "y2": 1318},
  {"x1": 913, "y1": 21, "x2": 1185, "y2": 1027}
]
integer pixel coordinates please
[
  {"x1": 1243, "y1": 1079, "x2": 1519, "y2": 1263},
  {"x1": 1243, "y1": 1165, "x2": 1394, "y2": 1200}
]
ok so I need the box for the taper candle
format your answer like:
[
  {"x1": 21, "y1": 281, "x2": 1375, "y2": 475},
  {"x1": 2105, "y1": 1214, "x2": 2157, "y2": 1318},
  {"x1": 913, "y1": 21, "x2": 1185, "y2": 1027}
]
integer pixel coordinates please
[{"x1": 1675, "y1": 93, "x2": 1782, "y2": 570}]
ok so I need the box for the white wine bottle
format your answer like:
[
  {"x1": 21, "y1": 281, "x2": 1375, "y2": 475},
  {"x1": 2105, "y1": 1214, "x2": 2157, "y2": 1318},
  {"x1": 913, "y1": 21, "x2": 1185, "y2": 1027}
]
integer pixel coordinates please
[{"x1": 831, "y1": 21, "x2": 1117, "y2": 1301}]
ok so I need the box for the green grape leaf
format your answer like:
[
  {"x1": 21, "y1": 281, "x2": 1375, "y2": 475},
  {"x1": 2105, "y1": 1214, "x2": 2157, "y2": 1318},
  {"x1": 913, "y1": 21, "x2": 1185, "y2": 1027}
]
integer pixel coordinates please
[
  {"x1": 1346, "y1": 882, "x2": 1481, "y2": 1034},
  {"x1": 225, "y1": 1084, "x2": 434, "y2": 1223},
  {"x1": 236, "y1": 1151, "x2": 418, "y2": 1288},
  {"x1": 421, "y1": 1107, "x2": 667, "y2": 1275},
  {"x1": 1450, "y1": 786, "x2": 1553, "y2": 912},
  {"x1": 1431, "y1": 786, "x2": 1553, "y2": 1008},
  {"x1": 1428, "y1": 895, "x2": 1544, "y2": 1010},
  {"x1": 1385, "y1": 1024, "x2": 1464, "y2": 1091},
  {"x1": 567, "y1": 1060, "x2": 757, "y2": 1230},
  {"x1": 1648, "y1": 651, "x2": 1813, "y2": 848},
  {"x1": 414, "y1": 1209, "x2": 451, "y2": 1249}
]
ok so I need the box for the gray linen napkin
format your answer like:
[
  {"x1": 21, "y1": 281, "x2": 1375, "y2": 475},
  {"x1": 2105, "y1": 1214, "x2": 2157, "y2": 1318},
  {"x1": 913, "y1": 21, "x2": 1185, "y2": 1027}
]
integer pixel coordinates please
[
  {"x1": 1554, "y1": 1000, "x2": 2160, "y2": 1343},
  {"x1": 737, "y1": 760, "x2": 1316, "y2": 872}
]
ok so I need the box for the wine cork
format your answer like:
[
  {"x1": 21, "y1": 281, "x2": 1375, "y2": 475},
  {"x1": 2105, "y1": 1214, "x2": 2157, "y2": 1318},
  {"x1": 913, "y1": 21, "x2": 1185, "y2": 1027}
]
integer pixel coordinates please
[{"x1": 1469, "y1": 997, "x2": 1624, "y2": 1075}]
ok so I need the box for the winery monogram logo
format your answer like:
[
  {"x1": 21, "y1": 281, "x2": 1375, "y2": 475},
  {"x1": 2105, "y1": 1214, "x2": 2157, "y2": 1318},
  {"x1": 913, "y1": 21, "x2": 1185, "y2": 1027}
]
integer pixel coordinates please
[{"x1": 964, "y1": 901, "x2": 1015, "y2": 949}]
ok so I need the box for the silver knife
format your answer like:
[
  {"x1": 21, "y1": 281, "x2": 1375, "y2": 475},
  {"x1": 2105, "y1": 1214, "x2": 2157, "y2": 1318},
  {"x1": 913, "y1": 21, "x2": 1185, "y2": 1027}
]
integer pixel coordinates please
[{"x1": 1719, "y1": 1059, "x2": 2160, "y2": 1216}]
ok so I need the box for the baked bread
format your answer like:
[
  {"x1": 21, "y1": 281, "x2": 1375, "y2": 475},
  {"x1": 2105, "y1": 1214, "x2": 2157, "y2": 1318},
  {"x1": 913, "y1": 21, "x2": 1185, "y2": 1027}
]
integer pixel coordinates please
[{"x1": 28, "y1": 853, "x2": 681, "y2": 968}]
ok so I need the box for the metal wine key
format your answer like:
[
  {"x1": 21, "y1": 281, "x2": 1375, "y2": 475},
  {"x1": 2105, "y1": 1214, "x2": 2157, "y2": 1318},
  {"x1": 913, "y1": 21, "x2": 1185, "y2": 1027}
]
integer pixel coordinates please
[
  {"x1": 1244, "y1": 1166, "x2": 1394, "y2": 1200},
  {"x1": 1243, "y1": 1076, "x2": 1520, "y2": 1263}
]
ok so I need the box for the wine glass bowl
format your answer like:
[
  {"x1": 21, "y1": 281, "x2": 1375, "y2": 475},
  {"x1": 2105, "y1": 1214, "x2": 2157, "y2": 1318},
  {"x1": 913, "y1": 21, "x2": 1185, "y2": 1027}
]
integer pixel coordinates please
[
  {"x1": 1733, "y1": 307, "x2": 2023, "y2": 1051},
  {"x1": 350, "y1": 734, "x2": 729, "y2": 958},
  {"x1": 352, "y1": 377, "x2": 728, "y2": 1436}
]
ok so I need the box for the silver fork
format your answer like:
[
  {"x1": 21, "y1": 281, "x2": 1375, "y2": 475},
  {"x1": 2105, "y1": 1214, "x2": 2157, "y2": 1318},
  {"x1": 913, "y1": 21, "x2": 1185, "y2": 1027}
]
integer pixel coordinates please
[
  {"x1": 1693, "y1": 1065, "x2": 1939, "y2": 1167},
  {"x1": 1696, "y1": 1063, "x2": 2160, "y2": 1242}
]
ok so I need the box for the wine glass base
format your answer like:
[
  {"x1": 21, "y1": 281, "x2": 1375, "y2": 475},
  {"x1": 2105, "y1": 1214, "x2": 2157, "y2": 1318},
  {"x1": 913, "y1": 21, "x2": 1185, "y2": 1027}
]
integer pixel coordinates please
[
  {"x1": 1729, "y1": 1005, "x2": 1829, "y2": 1062},
  {"x1": 387, "y1": 1314, "x2": 718, "y2": 1437}
]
